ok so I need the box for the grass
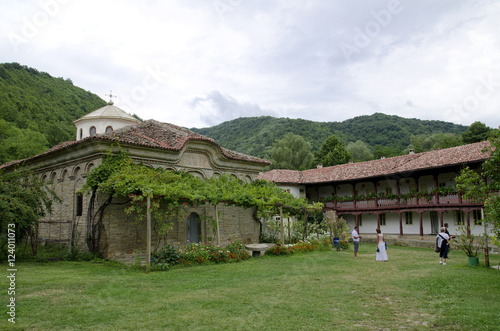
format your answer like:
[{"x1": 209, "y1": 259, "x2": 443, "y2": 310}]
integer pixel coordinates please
[{"x1": 3, "y1": 244, "x2": 500, "y2": 330}]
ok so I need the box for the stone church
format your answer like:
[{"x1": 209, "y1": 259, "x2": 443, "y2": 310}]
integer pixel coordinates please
[{"x1": 1, "y1": 102, "x2": 270, "y2": 261}]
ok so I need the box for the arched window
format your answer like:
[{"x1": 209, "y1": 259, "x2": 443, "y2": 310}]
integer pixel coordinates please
[
  {"x1": 90, "y1": 126, "x2": 96, "y2": 137},
  {"x1": 79, "y1": 128, "x2": 83, "y2": 139},
  {"x1": 76, "y1": 195, "x2": 83, "y2": 217},
  {"x1": 105, "y1": 126, "x2": 113, "y2": 133}
]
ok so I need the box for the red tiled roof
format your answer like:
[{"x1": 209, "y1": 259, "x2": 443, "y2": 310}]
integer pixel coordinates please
[
  {"x1": 258, "y1": 141, "x2": 491, "y2": 184},
  {"x1": 1, "y1": 120, "x2": 270, "y2": 169}
]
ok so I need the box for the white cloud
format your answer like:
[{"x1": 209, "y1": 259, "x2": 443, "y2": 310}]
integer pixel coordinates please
[{"x1": 1, "y1": 0, "x2": 499, "y2": 128}]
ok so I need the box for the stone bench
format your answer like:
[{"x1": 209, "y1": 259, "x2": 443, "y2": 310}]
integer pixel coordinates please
[{"x1": 244, "y1": 243, "x2": 275, "y2": 257}]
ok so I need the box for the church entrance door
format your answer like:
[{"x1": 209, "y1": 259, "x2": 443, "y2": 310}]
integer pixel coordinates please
[{"x1": 186, "y1": 212, "x2": 200, "y2": 243}]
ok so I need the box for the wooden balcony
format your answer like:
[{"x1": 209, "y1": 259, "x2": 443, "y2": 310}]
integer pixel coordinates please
[{"x1": 322, "y1": 193, "x2": 483, "y2": 212}]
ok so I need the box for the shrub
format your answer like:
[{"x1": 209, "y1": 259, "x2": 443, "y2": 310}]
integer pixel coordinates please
[
  {"x1": 265, "y1": 240, "x2": 329, "y2": 256},
  {"x1": 63, "y1": 246, "x2": 96, "y2": 261},
  {"x1": 265, "y1": 244, "x2": 292, "y2": 256},
  {"x1": 225, "y1": 240, "x2": 250, "y2": 261},
  {"x1": 151, "y1": 244, "x2": 182, "y2": 270},
  {"x1": 337, "y1": 240, "x2": 349, "y2": 251},
  {"x1": 179, "y1": 241, "x2": 249, "y2": 266}
]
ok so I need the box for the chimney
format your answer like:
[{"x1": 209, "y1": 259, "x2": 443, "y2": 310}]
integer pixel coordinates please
[
  {"x1": 317, "y1": 164, "x2": 323, "y2": 169},
  {"x1": 409, "y1": 149, "x2": 415, "y2": 154}
]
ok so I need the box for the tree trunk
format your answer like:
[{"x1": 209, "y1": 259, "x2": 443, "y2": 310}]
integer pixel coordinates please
[{"x1": 86, "y1": 191, "x2": 112, "y2": 255}]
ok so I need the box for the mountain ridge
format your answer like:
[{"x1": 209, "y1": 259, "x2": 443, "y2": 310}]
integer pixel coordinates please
[
  {"x1": 190, "y1": 113, "x2": 468, "y2": 159},
  {"x1": 0, "y1": 62, "x2": 469, "y2": 164}
]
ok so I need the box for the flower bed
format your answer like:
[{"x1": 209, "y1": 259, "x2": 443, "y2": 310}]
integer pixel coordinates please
[
  {"x1": 265, "y1": 239, "x2": 330, "y2": 256},
  {"x1": 151, "y1": 241, "x2": 250, "y2": 270}
]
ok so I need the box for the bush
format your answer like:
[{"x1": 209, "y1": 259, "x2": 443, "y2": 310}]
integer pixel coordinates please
[
  {"x1": 225, "y1": 240, "x2": 250, "y2": 261},
  {"x1": 151, "y1": 244, "x2": 182, "y2": 270},
  {"x1": 337, "y1": 240, "x2": 349, "y2": 251},
  {"x1": 179, "y1": 241, "x2": 250, "y2": 266},
  {"x1": 265, "y1": 240, "x2": 329, "y2": 256},
  {"x1": 265, "y1": 244, "x2": 292, "y2": 256},
  {"x1": 63, "y1": 246, "x2": 97, "y2": 261}
]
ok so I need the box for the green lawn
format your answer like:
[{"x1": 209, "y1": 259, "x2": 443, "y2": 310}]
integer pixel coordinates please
[{"x1": 3, "y1": 244, "x2": 500, "y2": 330}]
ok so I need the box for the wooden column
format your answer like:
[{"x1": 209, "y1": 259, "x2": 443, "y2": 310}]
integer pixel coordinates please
[
  {"x1": 373, "y1": 181, "x2": 378, "y2": 207},
  {"x1": 399, "y1": 212, "x2": 403, "y2": 235},
  {"x1": 216, "y1": 204, "x2": 220, "y2": 245},
  {"x1": 433, "y1": 175, "x2": 439, "y2": 204},
  {"x1": 419, "y1": 211, "x2": 423, "y2": 236},
  {"x1": 466, "y1": 210, "x2": 470, "y2": 236},
  {"x1": 352, "y1": 185, "x2": 356, "y2": 209},
  {"x1": 333, "y1": 185, "x2": 337, "y2": 210},
  {"x1": 146, "y1": 194, "x2": 151, "y2": 269},
  {"x1": 303, "y1": 210, "x2": 308, "y2": 241},
  {"x1": 396, "y1": 180, "x2": 401, "y2": 206},
  {"x1": 280, "y1": 205, "x2": 284, "y2": 244},
  {"x1": 415, "y1": 177, "x2": 420, "y2": 205}
]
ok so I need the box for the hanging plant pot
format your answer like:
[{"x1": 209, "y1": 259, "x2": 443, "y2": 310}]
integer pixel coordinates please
[{"x1": 468, "y1": 256, "x2": 479, "y2": 267}]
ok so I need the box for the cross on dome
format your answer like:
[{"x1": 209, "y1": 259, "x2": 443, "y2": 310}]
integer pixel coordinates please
[{"x1": 105, "y1": 90, "x2": 117, "y2": 105}]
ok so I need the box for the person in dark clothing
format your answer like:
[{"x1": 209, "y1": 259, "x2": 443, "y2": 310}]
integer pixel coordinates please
[{"x1": 437, "y1": 227, "x2": 450, "y2": 265}]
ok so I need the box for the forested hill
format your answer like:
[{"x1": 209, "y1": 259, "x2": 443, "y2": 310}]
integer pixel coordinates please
[
  {"x1": 0, "y1": 62, "x2": 107, "y2": 164},
  {"x1": 0, "y1": 62, "x2": 469, "y2": 165},
  {"x1": 190, "y1": 114, "x2": 468, "y2": 159}
]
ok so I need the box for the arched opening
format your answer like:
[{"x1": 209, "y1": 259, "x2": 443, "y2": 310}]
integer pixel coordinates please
[
  {"x1": 90, "y1": 126, "x2": 96, "y2": 137},
  {"x1": 106, "y1": 126, "x2": 113, "y2": 133},
  {"x1": 188, "y1": 171, "x2": 205, "y2": 180},
  {"x1": 186, "y1": 212, "x2": 201, "y2": 243}
]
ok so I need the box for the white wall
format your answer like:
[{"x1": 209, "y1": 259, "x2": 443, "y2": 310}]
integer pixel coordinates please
[{"x1": 75, "y1": 118, "x2": 138, "y2": 140}]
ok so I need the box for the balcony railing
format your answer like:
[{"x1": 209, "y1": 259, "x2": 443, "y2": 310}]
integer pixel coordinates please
[{"x1": 322, "y1": 193, "x2": 483, "y2": 211}]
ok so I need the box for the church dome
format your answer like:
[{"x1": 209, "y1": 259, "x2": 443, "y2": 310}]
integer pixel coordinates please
[{"x1": 73, "y1": 101, "x2": 141, "y2": 141}]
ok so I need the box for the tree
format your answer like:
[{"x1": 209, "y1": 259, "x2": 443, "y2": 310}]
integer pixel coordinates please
[
  {"x1": 0, "y1": 119, "x2": 49, "y2": 164},
  {"x1": 455, "y1": 127, "x2": 500, "y2": 265},
  {"x1": 462, "y1": 121, "x2": 492, "y2": 144},
  {"x1": 0, "y1": 167, "x2": 58, "y2": 257},
  {"x1": 482, "y1": 127, "x2": 500, "y2": 243},
  {"x1": 346, "y1": 140, "x2": 373, "y2": 162},
  {"x1": 314, "y1": 134, "x2": 351, "y2": 167},
  {"x1": 269, "y1": 133, "x2": 313, "y2": 170},
  {"x1": 372, "y1": 145, "x2": 402, "y2": 159},
  {"x1": 410, "y1": 133, "x2": 463, "y2": 153}
]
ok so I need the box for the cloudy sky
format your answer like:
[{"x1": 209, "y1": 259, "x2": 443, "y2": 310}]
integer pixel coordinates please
[{"x1": 1, "y1": 0, "x2": 499, "y2": 129}]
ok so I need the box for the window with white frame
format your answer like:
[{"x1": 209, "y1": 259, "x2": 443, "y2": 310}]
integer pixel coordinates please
[
  {"x1": 454, "y1": 210, "x2": 465, "y2": 225},
  {"x1": 405, "y1": 212, "x2": 413, "y2": 225},
  {"x1": 379, "y1": 213, "x2": 386, "y2": 226},
  {"x1": 473, "y1": 210, "x2": 483, "y2": 225}
]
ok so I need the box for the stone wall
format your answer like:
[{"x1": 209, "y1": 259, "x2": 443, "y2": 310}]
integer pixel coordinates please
[
  {"x1": 31, "y1": 140, "x2": 266, "y2": 261},
  {"x1": 98, "y1": 197, "x2": 260, "y2": 261}
]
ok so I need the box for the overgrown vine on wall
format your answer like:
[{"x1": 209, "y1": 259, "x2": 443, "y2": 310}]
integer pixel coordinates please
[{"x1": 80, "y1": 144, "x2": 323, "y2": 255}]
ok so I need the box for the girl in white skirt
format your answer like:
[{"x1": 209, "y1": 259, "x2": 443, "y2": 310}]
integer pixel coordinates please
[{"x1": 376, "y1": 228, "x2": 388, "y2": 262}]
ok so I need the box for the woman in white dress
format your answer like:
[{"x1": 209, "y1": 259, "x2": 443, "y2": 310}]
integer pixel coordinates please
[{"x1": 376, "y1": 228, "x2": 388, "y2": 262}]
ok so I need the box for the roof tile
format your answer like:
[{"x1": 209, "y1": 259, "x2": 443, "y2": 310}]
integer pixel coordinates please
[
  {"x1": 1, "y1": 120, "x2": 270, "y2": 169},
  {"x1": 258, "y1": 141, "x2": 491, "y2": 184}
]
